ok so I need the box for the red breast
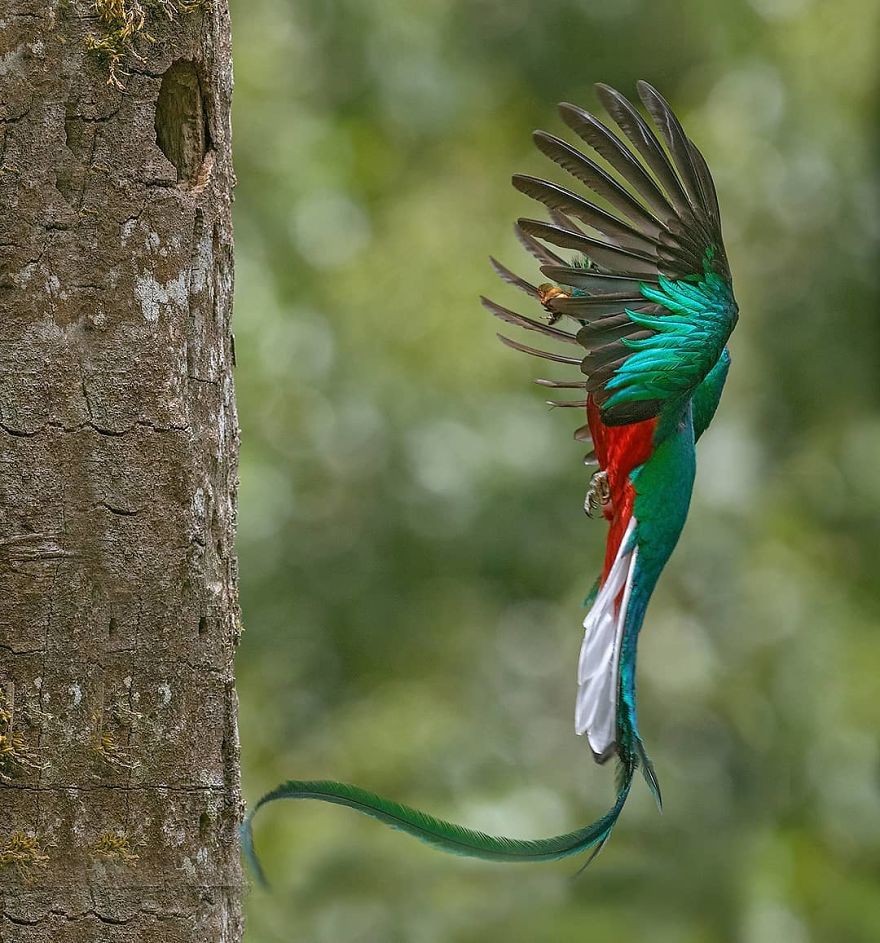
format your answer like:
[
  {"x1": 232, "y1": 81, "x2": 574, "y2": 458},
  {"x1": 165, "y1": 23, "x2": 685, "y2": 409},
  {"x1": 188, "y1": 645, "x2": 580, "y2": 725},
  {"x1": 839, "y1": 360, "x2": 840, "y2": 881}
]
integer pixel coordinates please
[{"x1": 587, "y1": 397, "x2": 656, "y2": 579}]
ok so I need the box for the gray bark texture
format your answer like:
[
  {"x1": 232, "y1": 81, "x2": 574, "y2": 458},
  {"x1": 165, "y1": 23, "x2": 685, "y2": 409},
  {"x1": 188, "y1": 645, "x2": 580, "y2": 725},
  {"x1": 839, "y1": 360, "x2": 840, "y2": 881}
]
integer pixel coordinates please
[{"x1": 0, "y1": 3, "x2": 244, "y2": 941}]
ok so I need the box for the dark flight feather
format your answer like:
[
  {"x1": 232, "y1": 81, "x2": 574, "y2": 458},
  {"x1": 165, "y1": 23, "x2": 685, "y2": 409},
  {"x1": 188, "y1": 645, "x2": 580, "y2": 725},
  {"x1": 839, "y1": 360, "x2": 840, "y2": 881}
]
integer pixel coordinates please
[
  {"x1": 497, "y1": 333, "x2": 584, "y2": 365},
  {"x1": 517, "y1": 218, "x2": 658, "y2": 276},
  {"x1": 545, "y1": 295, "x2": 654, "y2": 320},
  {"x1": 489, "y1": 256, "x2": 540, "y2": 299},
  {"x1": 558, "y1": 103, "x2": 673, "y2": 220},
  {"x1": 515, "y1": 222, "x2": 565, "y2": 266},
  {"x1": 595, "y1": 83, "x2": 693, "y2": 222},
  {"x1": 480, "y1": 296, "x2": 579, "y2": 344},
  {"x1": 534, "y1": 377, "x2": 588, "y2": 389},
  {"x1": 539, "y1": 265, "x2": 652, "y2": 294},
  {"x1": 512, "y1": 175, "x2": 659, "y2": 254},
  {"x1": 686, "y1": 138, "x2": 722, "y2": 230},
  {"x1": 532, "y1": 131, "x2": 665, "y2": 237},
  {"x1": 578, "y1": 322, "x2": 653, "y2": 350},
  {"x1": 636, "y1": 81, "x2": 707, "y2": 216},
  {"x1": 547, "y1": 207, "x2": 588, "y2": 236},
  {"x1": 546, "y1": 398, "x2": 591, "y2": 408}
]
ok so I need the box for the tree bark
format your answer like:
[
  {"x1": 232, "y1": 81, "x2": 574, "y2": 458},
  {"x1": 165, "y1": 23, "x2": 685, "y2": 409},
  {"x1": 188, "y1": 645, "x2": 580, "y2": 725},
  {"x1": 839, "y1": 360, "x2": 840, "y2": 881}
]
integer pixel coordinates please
[{"x1": 0, "y1": 3, "x2": 243, "y2": 940}]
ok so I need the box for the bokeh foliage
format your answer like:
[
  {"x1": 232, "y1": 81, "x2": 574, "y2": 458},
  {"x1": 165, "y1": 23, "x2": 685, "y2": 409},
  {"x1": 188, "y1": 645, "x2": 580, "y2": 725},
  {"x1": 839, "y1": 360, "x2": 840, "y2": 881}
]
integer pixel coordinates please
[{"x1": 230, "y1": 1, "x2": 880, "y2": 939}]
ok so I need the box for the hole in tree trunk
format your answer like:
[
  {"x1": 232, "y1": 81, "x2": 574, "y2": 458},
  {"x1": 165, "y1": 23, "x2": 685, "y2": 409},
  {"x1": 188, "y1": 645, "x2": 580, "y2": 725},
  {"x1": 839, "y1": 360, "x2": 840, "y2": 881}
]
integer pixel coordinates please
[{"x1": 155, "y1": 60, "x2": 212, "y2": 185}]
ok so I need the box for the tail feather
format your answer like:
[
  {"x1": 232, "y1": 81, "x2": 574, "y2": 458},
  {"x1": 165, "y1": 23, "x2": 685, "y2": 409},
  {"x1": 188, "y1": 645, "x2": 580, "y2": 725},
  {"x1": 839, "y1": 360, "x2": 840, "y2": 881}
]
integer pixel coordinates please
[
  {"x1": 634, "y1": 737, "x2": 662, "y2": 811},
  {"x1": 241, "y1": 765, "x2": 635, "y2": 886}
]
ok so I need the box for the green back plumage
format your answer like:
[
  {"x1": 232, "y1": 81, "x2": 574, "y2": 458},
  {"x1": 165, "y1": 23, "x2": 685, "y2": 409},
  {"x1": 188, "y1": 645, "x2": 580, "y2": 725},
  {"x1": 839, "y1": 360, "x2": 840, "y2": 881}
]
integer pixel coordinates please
[{"x1": 692, "y1": 346, "x2": 731, "y2": 441}]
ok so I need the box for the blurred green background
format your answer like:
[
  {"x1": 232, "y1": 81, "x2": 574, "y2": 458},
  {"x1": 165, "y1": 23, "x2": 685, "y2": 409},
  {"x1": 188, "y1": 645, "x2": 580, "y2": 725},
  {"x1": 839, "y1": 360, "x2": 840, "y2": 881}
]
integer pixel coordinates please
[{"x1": 229, "y1": 1, "x2": 880, "y2": 940}]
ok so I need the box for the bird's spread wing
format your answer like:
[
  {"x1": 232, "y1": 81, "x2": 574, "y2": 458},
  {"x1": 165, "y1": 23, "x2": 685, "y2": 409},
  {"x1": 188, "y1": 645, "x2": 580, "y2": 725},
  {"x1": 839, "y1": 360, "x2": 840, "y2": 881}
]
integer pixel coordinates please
[{"x1": 483, "y1": 81, "x2": 738, "y2": 427}]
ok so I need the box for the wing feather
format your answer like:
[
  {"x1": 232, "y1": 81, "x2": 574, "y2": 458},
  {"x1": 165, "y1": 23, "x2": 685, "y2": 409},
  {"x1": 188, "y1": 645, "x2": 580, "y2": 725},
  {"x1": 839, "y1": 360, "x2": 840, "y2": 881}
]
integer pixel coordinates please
[
  {"x1": 532, "y1": 130, "x2": 665, "y2": 237},
  {"x1": 512, "y1": 175, "x2": 660, "y2": 254},
  {"x1": 489, "y1": 256, "x2": 540, "y2": 299},
  {"x1": 480, "y1": 296, "x2": 579, "y2": 344},
  {"x1": 486, "y1": 82, "x2": 737, "y2": 428}
]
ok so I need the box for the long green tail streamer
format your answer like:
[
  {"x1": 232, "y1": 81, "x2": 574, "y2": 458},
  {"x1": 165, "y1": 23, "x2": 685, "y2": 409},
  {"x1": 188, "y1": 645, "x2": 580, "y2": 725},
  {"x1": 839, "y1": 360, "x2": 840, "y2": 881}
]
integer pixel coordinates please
[{"x1": 241, "y1": 765, "x2": 634, "y2": 886}]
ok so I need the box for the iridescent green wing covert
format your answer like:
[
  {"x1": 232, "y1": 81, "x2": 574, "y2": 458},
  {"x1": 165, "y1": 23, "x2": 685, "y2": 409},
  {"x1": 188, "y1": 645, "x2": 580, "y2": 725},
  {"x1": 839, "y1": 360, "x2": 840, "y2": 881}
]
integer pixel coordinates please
[{"x1": 485, "y1": 81, "x2": 737, "y2": 426}]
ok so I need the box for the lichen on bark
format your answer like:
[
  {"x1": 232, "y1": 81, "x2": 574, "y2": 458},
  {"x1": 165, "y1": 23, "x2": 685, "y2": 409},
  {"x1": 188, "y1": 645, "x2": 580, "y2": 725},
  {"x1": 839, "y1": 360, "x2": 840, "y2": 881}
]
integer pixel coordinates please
[{"x1": 86, "y1": 0, "x2": 207, "y2": 89}]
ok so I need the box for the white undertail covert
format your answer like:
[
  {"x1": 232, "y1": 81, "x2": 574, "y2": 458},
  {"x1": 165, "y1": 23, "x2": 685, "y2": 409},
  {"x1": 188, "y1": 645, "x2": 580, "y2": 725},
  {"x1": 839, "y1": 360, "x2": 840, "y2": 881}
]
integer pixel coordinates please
[{"x1": 576, "y1": 516, "x2": 638, "y2": 760}]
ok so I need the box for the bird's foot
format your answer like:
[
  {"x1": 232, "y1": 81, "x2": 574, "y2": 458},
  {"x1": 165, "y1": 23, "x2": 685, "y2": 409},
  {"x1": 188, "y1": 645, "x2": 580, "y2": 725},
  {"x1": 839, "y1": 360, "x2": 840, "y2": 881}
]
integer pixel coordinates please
[
  {"x1": 584, "y1": 469, "x2": 610, "y2": 518},
  {"x1": 537, "y1": 283, "x2": 568, "y2": 325}
]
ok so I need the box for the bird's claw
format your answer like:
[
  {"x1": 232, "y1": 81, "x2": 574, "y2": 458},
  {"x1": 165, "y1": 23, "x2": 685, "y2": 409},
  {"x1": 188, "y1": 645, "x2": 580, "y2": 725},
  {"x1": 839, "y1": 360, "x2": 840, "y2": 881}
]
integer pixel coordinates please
[
  {"x1": 584, "y1": 470, "x2": 610, "y2": 518},
  {"x1": 537, "y1": 283, "x2": 568, "y2": 325}
]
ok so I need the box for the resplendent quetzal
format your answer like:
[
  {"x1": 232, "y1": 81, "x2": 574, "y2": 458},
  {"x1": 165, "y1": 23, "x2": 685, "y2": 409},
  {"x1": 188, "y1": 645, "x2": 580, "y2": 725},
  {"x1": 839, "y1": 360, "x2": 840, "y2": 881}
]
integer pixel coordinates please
[{"x1": 242, "y1": 81, "x2": 737, "y2": 880}]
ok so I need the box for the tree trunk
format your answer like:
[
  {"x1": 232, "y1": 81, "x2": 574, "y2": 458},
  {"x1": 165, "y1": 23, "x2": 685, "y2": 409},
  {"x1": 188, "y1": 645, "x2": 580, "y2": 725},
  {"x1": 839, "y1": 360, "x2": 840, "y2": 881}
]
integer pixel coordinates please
[{"x1": 0, "y1": 3, "x2": 243, "y2": 940}]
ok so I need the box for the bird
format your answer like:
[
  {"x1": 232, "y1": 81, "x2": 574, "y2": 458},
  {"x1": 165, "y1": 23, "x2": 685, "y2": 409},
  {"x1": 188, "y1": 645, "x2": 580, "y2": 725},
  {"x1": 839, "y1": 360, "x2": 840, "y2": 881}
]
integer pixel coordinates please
[{"x1": 241, "y1": 81, "x2": 738, "y2": 881}]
